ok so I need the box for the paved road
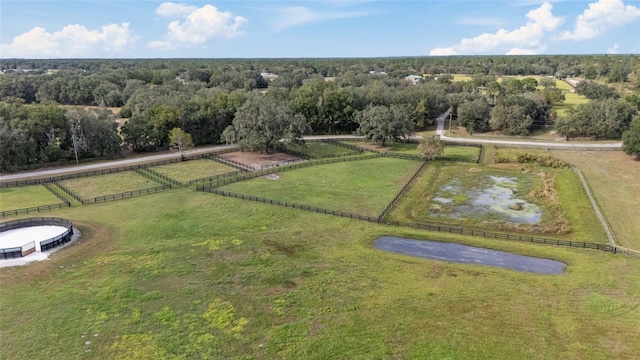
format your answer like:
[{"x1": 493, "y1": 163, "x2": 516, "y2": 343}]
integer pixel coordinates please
[
  {"x1": 435, "y1": 109, "x2": 622, "y2": 149},
  {"x1": 0, "y1": 145, "x2": 236, "y2": 181}
]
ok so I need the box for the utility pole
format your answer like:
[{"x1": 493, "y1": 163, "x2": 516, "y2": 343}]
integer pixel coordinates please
[{"x1": 448, "y1": 110, "x2": 452, "y2": 133}]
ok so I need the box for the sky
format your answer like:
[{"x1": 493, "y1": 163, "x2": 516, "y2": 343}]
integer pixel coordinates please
[{"x1": 1, "y1": 0, "x2": 639, "y2": 59}]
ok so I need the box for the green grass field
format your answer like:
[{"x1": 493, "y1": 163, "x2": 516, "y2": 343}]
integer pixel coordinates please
[
  {"x1": 442, "y1": 146, "x2": 480, "y2": 162},
  {"x1": 150, "y1": 159, "x2": 238, "y2": 183},
  {"x1": 218, "y1": 157, "x2": 422, "y2": 217},
  {"x1": 551, "y1": 150, "x2": 640, "y2": 249},
  {"x1": 451, "y1": 74, "x2": 473, "y2": 82},
  {"x1": 0, "y1": 185, "x2": 62, "y2": 211},
  {"x1": 350, "y1": 142, "x2": 480, "y2": 162},
  {"x1": 555, "y1": 92, "x2": 590, "y2": 119},
  {"x1": 59, "y1": 171, "x2": 162, "y2": 199},
  {"x1": 290, "y1": 142, "x2": 356, "y2": 157},
  {"x1": 1, "y1": 185, "x2": 639, "y2": 359}
]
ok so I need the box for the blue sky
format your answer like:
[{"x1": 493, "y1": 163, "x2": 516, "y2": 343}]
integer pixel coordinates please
[{"x1": 1, "y1": 0, "x2": 639, "y2": 58}]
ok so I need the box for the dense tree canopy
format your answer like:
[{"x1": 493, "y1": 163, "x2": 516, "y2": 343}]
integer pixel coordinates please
[
  {"x1": 355, "y1": 105, "x2": 414, "y2": 146},
  {"x1": 622, "y1": 117, "x2": 640, "y2": 157},
  {"x1": 0, "y1": 55, "x2": 638, "y2": 171},
  {"x1": 222, "y1": 93, "x2": 309, "y2": 153},
  {"x1": 575, "y1": 81, "x2": 619, "y2": 100},
  {"x1": 489, "y1": 94, "x2": 553, "y2": 135},
  {"x1": 555, "y1": 99, "x2": 637, "y2": 139},
  {"x1": 457, "y1": 98, "x2": 491, "y2": 133}
]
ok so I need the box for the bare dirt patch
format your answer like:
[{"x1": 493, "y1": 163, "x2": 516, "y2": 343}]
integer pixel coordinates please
[
  {"x1": 354, "y1": 142, "x2": 391, "y2": 152},
  {"x1": 219, "y1": 152, "x2": 303, "y2": 170}
]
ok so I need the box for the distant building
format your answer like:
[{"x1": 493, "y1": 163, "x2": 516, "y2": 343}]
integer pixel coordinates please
[
  {"x1": 404, "y1": 75, "x2": 422, "y2": 85},
  {"x1": 368, "y1": 71, "x2": 387, "y2": 75},
  {"x1": 261, "y1": 72, "x2": 279, "y2": 81}
]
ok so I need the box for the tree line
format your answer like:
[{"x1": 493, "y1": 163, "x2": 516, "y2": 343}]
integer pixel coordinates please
[{"x1": 1, "y1": 55, "x2": 639, "y2": 171}]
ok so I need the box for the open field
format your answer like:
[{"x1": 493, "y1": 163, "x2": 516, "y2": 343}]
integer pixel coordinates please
[
  {"x1": 59, "y1": 171, "x2": 161, "y2": 199},
  {"x1": 352, "y1": 142, "x2": 480, "y2": 162},
  {"x1": 555, "y1": 92, "x2": 590, "y2": 119},
  {"x1": 442, "y1": 146, "x2": 481, "y2": 162},
  {"x1": 451, "y1": 74, "x2": 473, "y2": 82},
  {"x1": 551, "y1": 150, "x2": 640, "y2": 249},
  {"x1": 217, "y1": 157, "x2": 422, "y2": 217},
  {"x1": 0, "y1": 185, "x2": 62, "y2": 211},
  {"x1": 289, "y1": 142, "x2": 356, "y2": 157},
  {"x1": 150, "y1": 159, "x2": 237, "y2": 183},
  {"x1": 354, "y1": 141, "x2": 417, "y2": 154},
  {"x1": 1, "y1": 183, "x2": 639, "y2": 359}
]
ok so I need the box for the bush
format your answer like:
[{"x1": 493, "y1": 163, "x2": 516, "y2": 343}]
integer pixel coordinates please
[{"x1": 516, "y1": 153, "x2": 569, "y2": 168}]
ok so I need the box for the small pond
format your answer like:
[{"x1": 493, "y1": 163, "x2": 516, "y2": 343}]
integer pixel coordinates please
[
  {"x1": 375, "y1": 236, "x2": 566, "y2": 274},
  {"x1": 430, "y1": 176, "x2": 542, "y2": 224}
]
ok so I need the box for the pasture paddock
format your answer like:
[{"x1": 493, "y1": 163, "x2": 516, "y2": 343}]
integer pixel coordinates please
[{"x1": 1, "y1": 153, "x2": 639, "y2": 359}]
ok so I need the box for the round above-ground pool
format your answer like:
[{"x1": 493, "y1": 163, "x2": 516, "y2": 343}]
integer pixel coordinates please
[{"x1": 0, "y1": 217, "x2": 74, "y2": 262}]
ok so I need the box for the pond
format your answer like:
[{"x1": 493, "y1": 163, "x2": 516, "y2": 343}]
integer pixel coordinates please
[
  {"x1": 430, "y1": 175, "x2": 542, "y2": 224},
  {"x1": 375, "y1": 236, "x2": 566, "y2": 274}
]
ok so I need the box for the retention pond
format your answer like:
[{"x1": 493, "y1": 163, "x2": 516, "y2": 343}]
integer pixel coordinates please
[{"x1": 375, "y1": 236, "x2": 566, "y2": 274}]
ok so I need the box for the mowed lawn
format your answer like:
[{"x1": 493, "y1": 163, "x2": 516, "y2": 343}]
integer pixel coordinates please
[
  {"x1": 290, "y1": 142, "x2": 357, "y2": 157},
  {"x1": 59, "y1": 171, "x2": 161, "y2": 199},
  {"x1": 1, "y1": 189, "x2": 639, "y2": 359},
  {"x1": 551, "y1": 150, "x2": 640, "y2": 250},
  {"x1": 0, "y1": 185, "x2": 62, "y2": 210},
  {"x1": 555, "y1": 92, "x2": 589, "y2": 119},
  {"x1": 350, "y1": 142, "x2": 480, "y2": 162},
  {"x1": 218, "y1": 157, "x2": 423, "y2": 217},
  {"x1": 442, "y1": 146, "x2": 481, "y2": 162},
  {"x1": 150, "y1": 159, "x2": 238, "y2": 183}
]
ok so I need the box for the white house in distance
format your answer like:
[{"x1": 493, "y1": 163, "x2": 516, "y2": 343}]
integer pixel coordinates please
[
  {"x1": 404, "y1": 74, "x2": 422, "y2": 85},
  {"x1": 261, "y1": 72, "x2": 279, "y2": 81}
]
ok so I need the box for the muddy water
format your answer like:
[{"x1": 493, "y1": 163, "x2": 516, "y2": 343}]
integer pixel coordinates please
[
  {"x1": 375, "y1": 236, "x2": 566, "y2": 274},
  {"x1": 431, "y1": 176, "x2": 542, "y2": 224}
]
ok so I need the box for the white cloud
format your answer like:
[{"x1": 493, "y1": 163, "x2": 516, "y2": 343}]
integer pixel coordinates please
[
  {"x1": 506, "y1": 47, "x2": 540, "y2": 55},
  {"x1": 1, "y1": 23, "x2": 137, "y2": 58},
  {"x1": 557, "y1": 0, "x2": 640, "y2": 40},
  {"x1": 430, "y1": 2, "x2": 563, "y2": 56},
  {"x1": 156, "y1": 2, "x2": 197, "y2": 17},
  {"x1": 607, "y1": 43, "x2": 620, "y2": 54},
  {"x1": 271, "y1": 6, "x2": 373, "y2": 32},
  {"x1": 147, "y1": 40, "x2": 174, "y2": 50},
  {"x1": 148, "y1": 3, "x2": 247, "y2": 49},
  {"x1": 429, "y1": 47, "x2": 458, "y2": 56}
]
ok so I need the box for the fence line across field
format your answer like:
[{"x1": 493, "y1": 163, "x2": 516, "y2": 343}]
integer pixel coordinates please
[
  {"x1": 199, "y1": 188, "x2": 618, "y2": 254},
  {"x1": 0, "y1": 147, "x2": 237, "y2": 189}
]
